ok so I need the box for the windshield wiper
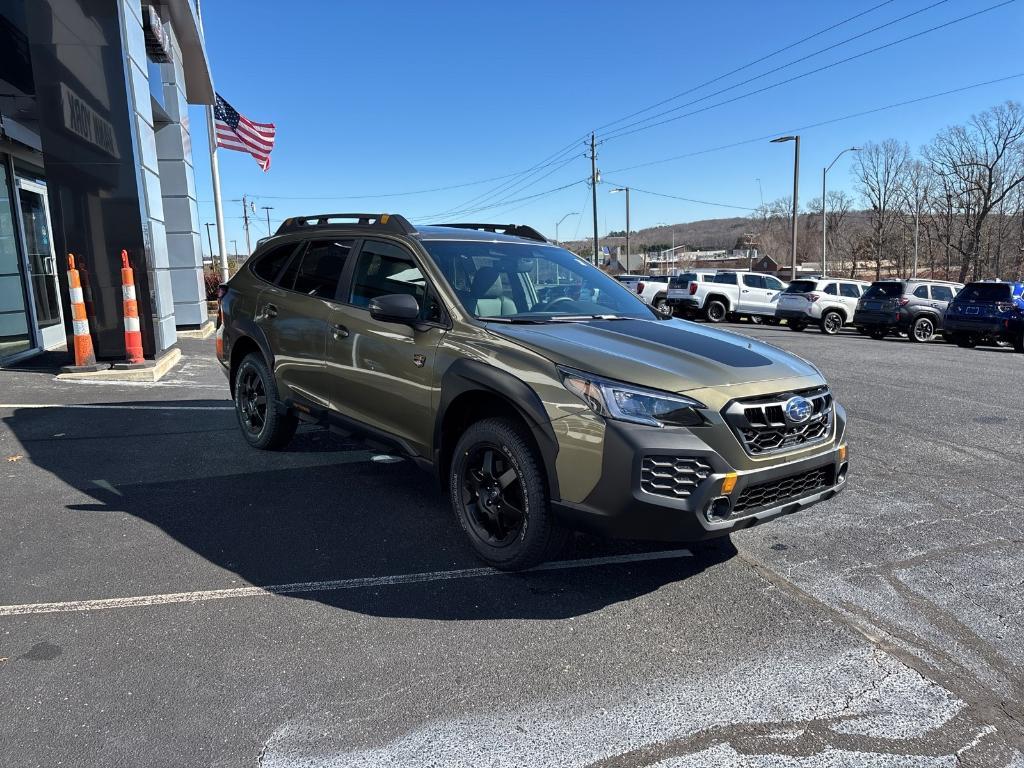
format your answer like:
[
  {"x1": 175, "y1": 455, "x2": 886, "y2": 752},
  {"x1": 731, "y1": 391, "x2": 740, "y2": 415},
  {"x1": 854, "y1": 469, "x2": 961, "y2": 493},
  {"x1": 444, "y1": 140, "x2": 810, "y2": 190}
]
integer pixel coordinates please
[
  {"x1": 479, "y1": 317, "x2": 550, "y2": 324},
  {"x1": 549, "y1": 314, "x2": 633, "y2": 322}
]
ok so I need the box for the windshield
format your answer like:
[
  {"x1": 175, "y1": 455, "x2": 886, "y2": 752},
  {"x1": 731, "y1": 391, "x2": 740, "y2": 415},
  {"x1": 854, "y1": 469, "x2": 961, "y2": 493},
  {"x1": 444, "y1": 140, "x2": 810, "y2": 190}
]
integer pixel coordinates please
[
  {"x1": 783, "y1": 280, "x2": 818, "y2": 294},
  {"x1": 422, "y1": 240, "x2": 658, "y2": 321},
  {"x1": 863, "y1": 282, "x2": 903, "y2": 299},
  {"x1": 959, "y1": 283, "x2": 1011, "y2": 302}
]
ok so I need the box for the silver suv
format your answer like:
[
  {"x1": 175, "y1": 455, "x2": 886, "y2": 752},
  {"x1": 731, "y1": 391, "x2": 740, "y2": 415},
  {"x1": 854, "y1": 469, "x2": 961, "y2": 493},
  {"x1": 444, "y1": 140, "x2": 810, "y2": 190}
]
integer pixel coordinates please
[{"x1": 775, "y1": 278, "x2": 871, "y2": 335}]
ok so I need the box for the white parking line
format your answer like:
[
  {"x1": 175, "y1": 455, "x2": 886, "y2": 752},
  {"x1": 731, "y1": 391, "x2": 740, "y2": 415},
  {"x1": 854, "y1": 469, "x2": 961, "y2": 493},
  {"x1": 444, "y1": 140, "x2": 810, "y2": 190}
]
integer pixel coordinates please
[
  {"x1": 0, "y1": 549, "x2": 692, "y2": 617},
  {"x1": 0, "y1": 403, "x2": 233, "y2": 411}
]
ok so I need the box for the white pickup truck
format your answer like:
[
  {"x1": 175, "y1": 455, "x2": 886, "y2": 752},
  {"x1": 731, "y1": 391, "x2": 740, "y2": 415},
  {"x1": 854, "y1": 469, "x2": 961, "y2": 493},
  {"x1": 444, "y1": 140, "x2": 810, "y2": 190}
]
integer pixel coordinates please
[{"x1": 681, "y1": 271, "x2": 788, "y2": 323}]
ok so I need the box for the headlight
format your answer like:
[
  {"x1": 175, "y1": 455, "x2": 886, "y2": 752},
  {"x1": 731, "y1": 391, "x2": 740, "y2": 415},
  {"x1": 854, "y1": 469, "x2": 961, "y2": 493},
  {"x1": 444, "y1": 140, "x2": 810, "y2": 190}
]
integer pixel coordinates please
[{"x1": 558, "y1": 367, "x2": 705, "y2": 428}]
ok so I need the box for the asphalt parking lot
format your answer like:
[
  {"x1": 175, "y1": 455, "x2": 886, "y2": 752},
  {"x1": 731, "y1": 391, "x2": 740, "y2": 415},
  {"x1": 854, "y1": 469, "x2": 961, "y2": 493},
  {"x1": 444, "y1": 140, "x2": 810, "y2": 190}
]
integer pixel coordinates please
[{"x1": 1, "y1": 325, "x2": 1022, "y2": 767}]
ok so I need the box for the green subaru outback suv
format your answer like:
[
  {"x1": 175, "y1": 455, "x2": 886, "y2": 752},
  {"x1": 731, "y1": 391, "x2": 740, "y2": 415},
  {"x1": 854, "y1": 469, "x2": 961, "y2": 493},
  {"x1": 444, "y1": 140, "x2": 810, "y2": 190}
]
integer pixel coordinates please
[{"x1": 217, "y1": 214, "x2": 848, "y2": 570}]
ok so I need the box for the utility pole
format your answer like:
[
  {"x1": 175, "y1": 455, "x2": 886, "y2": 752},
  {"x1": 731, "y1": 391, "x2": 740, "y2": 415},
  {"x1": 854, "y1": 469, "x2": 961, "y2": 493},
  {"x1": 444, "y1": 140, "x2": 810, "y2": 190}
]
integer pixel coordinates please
[
  {"x1": 261, "y1": 205, "x2": 274, "y2": 235},
  {"x1": 204, "y1": 222, "x2": 217, "y2": 263},
  {"x1": 230, "y1": 239, "x2": 238, "y2": 259},
  {"x1": 590, "y1": 133, "x2": 600, "y2": 266},
  {"x1": 611, "y1": 187, "x2": 630, "y2": 270},
  {"x1": 241, "y1": 195, "x2": 252, "y2": 255}
]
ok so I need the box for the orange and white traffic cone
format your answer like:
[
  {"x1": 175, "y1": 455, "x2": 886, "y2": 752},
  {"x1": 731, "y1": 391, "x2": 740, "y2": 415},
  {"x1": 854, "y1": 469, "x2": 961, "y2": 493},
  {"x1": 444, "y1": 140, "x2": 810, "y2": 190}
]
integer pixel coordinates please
[
  {"x1": 61, "y1": 254, "x2": 106, "y2": 372},
  {"x1": 120, "y1": 250, "x2": 144, "y2": 364}
]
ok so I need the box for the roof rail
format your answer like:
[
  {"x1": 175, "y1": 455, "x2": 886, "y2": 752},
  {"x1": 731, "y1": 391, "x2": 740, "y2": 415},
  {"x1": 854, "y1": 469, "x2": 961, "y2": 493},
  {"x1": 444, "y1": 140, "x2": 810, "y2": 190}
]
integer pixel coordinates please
[
  {"x1": 275, "y1": 213, "x2": 417, "y2": 236},
  {"x1": 434, "y1": 223, "x2": 548, "y2": 243}
]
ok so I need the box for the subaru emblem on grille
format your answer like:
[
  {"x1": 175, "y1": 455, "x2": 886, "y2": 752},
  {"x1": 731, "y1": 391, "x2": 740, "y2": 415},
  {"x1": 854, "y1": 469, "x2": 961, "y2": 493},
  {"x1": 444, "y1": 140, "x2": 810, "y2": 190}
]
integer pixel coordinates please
[{"x1": 784, "y1": 396, "x2": 813, "y2": 424}]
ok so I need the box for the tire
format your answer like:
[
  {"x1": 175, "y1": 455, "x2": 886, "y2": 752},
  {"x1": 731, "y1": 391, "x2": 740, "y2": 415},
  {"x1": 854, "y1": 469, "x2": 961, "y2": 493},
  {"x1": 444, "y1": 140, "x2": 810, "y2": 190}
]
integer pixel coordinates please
[
  {"x1": 765, "y1": 317, "x2": 781, "y2": 326},
  {"x1": 653, "y1": 295, "x2": 670, "y2": 313},
  {"x1": 704, "y1": 300, "x2": 727, "y2": 323},
  {"x1": 788, "y1": 321, "x2": 806, "y2": 332},
  {"x1": 449, "y1": 417, "x2": 568, "y2": 571},
  {"x1": 749, "y1": 315, "x2": 764, "y2": 325},
  {"x1": 868, "y1": 327, "x2": 887, "y2": 340},
  {"x1": 856, "y1": 327, "x2": 869, "y2": 335},
  {"x1": 233, "y1": 353, "x2": 297, "y2": 450},
  {"x1": 909, "y1": 316, "x2": 935, "y2": 343},
  {"x1": 953, "y1": 333, "x2": 976, "y2": 348},
  {"x1": 1013, "y1": 330, "x2": 1024, "y2": 353},
  {"x1": 819, "y1": 310, "x2": 843, "y2": 335}
]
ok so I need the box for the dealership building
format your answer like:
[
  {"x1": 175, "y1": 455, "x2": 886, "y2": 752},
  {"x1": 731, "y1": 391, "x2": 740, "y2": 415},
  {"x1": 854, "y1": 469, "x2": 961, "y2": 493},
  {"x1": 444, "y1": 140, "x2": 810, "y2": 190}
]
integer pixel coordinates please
[{"x1": 0, "y1": 0, "x2": 212, "y2": 367}]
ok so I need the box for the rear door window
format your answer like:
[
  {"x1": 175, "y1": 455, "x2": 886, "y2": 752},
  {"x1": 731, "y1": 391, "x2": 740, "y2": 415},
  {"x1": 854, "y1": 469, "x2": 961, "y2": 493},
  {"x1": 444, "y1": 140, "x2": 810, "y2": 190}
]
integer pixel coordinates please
[
  {"x1": 742, "y1": 274, "x2": 765, "y2": 288},
  {"x1": 290, "y1": 239, "x2": 354, "y2": 297},
  {"x1": 913, "y1": 285, "x2": 929, "y2": 299},
  {"x1": 931, "y1": 285, "x2": 954, "y2": 302},
  {"x1": 823, "y1": 283, "x2": 838, "y2": 295},
  {"x1": 839, "y1": 283, "x2": 861, "y2": 298}
]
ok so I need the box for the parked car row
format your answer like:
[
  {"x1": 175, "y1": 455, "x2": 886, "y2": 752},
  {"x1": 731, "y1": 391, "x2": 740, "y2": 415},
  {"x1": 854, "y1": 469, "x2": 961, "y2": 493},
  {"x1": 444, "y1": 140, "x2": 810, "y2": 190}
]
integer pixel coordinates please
[{"x1": 652, "y1": 268, "x2": 1024, "y2": 351}]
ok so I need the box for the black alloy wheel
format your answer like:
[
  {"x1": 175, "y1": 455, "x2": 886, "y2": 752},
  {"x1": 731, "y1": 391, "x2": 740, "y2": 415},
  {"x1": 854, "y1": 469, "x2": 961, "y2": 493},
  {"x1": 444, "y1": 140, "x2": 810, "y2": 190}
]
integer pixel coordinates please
[
  {"x1": 820, "y1": 311, "x2": 843, "y2": 335},
  {"x1": 705, "y1": 300, "x2": 727, "y2": 323},
  {"x1": 450, "y1": 418, "x2": 566, "y2": 570},
  {"x1": 233, "y1": 353, "x2": 297, "y2": 450},
  {"x1": 910, "y1": 316, "x2": 935, "y2": 343}
]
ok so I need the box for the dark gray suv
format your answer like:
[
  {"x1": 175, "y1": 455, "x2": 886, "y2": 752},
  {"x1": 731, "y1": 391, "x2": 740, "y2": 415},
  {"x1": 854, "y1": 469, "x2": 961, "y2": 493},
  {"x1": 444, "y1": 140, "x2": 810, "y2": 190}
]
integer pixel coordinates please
[{"x1": 853, "y1": 279, "x2": 964, "y2": 342}]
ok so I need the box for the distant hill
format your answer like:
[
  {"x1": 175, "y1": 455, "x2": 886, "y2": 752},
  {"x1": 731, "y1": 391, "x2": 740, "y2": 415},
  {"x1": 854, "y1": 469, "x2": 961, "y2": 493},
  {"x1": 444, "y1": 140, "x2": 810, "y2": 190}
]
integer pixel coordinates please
[{"x1": 561, "y1": 216, "x2": 754, "y2": 253}]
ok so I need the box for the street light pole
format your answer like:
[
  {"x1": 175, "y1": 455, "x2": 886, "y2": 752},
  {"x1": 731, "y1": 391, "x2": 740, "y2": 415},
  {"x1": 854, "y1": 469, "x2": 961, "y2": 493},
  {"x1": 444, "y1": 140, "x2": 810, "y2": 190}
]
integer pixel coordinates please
[
  {"x1": 822, "y1": 146, "x2": 860, "y2": 277},
  {"x1": 554, "y1": 211, "x2": 579, "y2": 246},
  {"x1": 771, "y1": 135, "x2": 800, "y2": 280},
  {"x1": 610, "y1": 187, "x2": 630, "y2": 271}
]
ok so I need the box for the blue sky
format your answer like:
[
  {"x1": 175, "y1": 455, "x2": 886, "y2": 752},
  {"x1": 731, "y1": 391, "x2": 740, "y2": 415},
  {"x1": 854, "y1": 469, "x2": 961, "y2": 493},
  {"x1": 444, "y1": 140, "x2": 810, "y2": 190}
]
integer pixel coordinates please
[{"x1": 192, "y1": 0, "x2": 1024, "y2": 254}]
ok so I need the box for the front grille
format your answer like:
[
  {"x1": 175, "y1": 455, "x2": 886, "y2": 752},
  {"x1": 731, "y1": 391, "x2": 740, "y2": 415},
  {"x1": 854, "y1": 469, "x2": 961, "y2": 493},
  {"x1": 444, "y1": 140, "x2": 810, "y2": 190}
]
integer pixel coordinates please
[
  {"x1": 722, "y1": 387, "x2": 833, "y2": 456},
  {"x1": 733, "y1": 465, "x2": 833, "y2": 514},
  {"x1": 640, "y1": 455, "x2": 713, "y2": 499}
]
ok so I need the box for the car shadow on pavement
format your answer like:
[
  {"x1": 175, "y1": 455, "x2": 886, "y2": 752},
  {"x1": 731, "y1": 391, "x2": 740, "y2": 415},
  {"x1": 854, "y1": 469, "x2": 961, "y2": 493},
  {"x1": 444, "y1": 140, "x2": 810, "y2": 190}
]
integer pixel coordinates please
[{"x1": 3, "y1": 400, "x2": 736, "y2": 621}]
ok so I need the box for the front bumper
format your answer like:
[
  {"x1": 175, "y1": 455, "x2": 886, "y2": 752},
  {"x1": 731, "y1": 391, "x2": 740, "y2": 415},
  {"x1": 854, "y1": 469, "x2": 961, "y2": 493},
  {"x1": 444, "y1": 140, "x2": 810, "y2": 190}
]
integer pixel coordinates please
[{"x1": 553, "y1": 407, "x2": 848, "y2": 542}]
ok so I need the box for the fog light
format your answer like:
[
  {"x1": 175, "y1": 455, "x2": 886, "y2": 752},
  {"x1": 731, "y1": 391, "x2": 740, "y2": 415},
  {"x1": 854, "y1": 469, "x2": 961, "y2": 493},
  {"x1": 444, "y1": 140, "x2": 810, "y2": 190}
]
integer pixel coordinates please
[
  {"x1": 837, "y1": 463, "x2": 849, "y2": 484},
  {"x1": 721, "y1": 472, "x2": 738, "y2": 494},
  {"x1": 837, "y1": 444, "x2": 847, "y2": 462},
  {"x1": 705, "y1": 496, "x2": 732, "y2": 522}
]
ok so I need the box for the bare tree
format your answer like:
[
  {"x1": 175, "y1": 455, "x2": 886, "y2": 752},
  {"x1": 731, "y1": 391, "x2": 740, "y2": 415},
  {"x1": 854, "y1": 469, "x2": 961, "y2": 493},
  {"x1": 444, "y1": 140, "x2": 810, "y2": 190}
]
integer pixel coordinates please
[
  {"x1": 923, "y1": 101, "x2": 1024, "y2": 282},
  {"x1": 852, "y1": 139, "x2": 911, "y2": 279}
]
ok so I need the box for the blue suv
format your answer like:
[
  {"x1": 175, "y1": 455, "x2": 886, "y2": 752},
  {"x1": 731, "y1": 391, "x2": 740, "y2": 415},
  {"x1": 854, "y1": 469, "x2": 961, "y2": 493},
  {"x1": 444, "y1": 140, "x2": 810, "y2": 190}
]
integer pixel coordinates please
[{"x1": 944, "y1": 281, "x2": 1024, "y2": 352}]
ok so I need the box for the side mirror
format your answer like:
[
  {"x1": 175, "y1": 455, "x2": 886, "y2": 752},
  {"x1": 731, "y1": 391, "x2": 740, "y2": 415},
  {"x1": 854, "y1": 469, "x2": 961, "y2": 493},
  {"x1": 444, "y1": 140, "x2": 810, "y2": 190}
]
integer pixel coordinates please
[{"x1": 368, "y1": 293, "x2": 420, "y2": 323}]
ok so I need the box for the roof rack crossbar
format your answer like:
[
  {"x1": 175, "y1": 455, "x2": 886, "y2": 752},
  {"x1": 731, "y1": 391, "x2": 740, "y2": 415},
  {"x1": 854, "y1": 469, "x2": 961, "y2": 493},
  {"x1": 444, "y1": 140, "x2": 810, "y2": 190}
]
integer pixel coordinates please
[
  {"x1": 275, "y1": 213, "x2": 416, "y2": 236},
  {"x1": 434, "y1": 223, "x2": 548, "y2": 243}
]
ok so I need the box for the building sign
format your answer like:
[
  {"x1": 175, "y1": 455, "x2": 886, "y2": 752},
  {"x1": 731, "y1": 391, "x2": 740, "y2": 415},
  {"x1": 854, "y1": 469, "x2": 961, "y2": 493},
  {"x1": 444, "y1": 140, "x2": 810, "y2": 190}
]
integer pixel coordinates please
[
  {"x1": 144, "y1": 6, "x2": 171, "y2": 63},
  {"x1": 59, "y1": 83, "x2": 120, "y2": 159}
]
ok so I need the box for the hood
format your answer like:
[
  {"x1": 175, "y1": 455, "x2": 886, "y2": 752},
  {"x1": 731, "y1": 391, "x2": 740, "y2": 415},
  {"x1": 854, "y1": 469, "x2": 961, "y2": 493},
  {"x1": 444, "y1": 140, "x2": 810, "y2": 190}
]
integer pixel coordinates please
[{"x1": 486, "y1": 318, "x2": 821, "y2": 393}]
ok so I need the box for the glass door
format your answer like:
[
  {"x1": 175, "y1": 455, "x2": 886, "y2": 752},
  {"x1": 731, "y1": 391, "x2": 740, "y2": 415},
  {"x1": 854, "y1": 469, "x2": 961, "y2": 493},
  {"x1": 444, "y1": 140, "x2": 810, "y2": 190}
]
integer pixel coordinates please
[
  {"x1": 0, "y1": 162, "x2": 34, "y2": 361},
  {"x1": 16, "y1": 179, "x2": 65, "y2": 350}
]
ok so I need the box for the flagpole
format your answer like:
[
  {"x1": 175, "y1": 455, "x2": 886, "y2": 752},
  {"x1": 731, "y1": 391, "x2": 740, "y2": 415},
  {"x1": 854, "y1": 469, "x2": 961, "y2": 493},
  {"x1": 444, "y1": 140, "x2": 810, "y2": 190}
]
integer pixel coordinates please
[{"x1": 195, "y1": 0, "x2": 230, "y2": 283}]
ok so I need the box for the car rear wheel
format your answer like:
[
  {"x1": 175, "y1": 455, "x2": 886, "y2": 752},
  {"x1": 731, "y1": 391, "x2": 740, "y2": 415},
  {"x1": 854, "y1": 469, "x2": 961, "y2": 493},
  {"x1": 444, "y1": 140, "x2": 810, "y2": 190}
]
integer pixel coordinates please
[
  {"x1": 233, "y1": 353, "x2": 297, "y2": 450},
  {"x1": 653, "y1": 296, "x2": 670, "y2": 313},
  {"x1": 450, "y1": 418, "x2": 567, "y2": 571},
  {"x1": 788, "y1": 320, "x2": 806, "y2": 332},
  {"x1": 704, "y1": 300, "x2": 727, "y2": 323},
  {"x1": 819, "y1": 310, "x2": 843, "y2": 335},
  {"x1": 749, "y1": 315, "x2": 763, "y2": 325},
  {"x1": 953, "y1": 333, "x2": 976, "y2": 348},
  {"x1": 910, "y1": 316, "x2": 935, "y2": 343},
  {"x1": 869, "y1": 327, "x2": 887, "y2": 340}
]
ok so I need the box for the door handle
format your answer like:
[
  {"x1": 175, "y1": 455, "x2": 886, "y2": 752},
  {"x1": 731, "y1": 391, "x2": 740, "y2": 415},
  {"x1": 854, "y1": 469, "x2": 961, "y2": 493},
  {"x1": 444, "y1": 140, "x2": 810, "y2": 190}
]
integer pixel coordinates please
[
  {"x1": 264, "y1": 303, "x2": 278, "y2": 318},
  {"x1": 741, "y1": 289, "x2": 750, "y2": 293},
  {"x1": 332, "y1": 323, "x2": 349, "y2": 339}
]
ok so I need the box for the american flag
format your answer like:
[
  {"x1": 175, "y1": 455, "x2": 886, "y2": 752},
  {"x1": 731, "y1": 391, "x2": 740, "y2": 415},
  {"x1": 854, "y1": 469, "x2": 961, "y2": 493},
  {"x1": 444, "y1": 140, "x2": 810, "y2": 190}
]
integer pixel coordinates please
[{"x1": 213, "y1": 94, "x2": 276, "y2": 171}]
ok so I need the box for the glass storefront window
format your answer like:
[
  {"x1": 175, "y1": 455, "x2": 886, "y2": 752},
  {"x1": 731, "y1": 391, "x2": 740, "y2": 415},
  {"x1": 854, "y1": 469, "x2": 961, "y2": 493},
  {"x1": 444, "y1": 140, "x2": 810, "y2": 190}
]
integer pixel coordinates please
[{"x1": 0, "y1": 160, "x2": 33, "y2": 361}]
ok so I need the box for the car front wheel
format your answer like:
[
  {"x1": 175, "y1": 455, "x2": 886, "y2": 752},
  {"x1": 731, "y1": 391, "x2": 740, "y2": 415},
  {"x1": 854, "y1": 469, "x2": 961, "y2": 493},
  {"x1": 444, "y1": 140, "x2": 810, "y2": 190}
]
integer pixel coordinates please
[
  {"x1": 233, "y1": 353, "x2": 297, "y2": 450},
  {"x1": 450, "y1": 418, "x2": 567, "y2": 571},
  {"x1": 819, "y1": 310, "x2": 843, "y2": 335},
  {"x1": 910, "y1": 316, "x2": 935, "y2": 343}
]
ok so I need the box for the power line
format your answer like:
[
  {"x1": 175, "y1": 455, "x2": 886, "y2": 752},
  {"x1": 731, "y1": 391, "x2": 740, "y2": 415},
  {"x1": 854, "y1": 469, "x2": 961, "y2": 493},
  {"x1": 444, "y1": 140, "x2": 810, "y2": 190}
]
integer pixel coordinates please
[
  {"x1": 603, "y1": 72, "x2": 1024, "y2": 176},
  {"x1": 594, "y1": 0, "x2": 900, "y2": 135},
  {"x1": 602, "y1": 181, "x2": 755, "y2": 211},
  {"x1": 601, "y1": 0, "x2": 1016, "y2": 143},
  {"x1": 409, "y1": 178, "x2": 587, "y2": 224}
]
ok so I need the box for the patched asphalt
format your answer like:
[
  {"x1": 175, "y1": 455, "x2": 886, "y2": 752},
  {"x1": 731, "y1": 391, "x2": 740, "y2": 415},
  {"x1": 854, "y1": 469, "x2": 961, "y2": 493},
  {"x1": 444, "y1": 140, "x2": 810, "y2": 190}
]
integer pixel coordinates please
[{"x1": 0, "y1": 329, "x2": 1021, "y2": 767}]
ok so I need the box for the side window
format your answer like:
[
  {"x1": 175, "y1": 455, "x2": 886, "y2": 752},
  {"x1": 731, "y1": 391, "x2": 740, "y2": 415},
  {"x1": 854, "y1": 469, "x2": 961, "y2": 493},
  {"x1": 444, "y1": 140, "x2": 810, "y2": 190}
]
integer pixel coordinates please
[
  {"x1": 713, "y1": 273, "x2": 737, "y2": 285},
  {"x1": 764, "y1": 276, "x2": 785, "y2": 291},
  {"x1": 742, "y1": 274, "x2": 764, "y2": 288},
  {"x1": 913, "y1": 285, "x2": 929, "y2": 299},
  {"x1": 823, "y1": 283, "x2": 838, "y2": 295},
  {"x1": 350, "y1": 240, "x2": 427, "y2": 309},
  {"x1": 250, "y1": 243, "x2": 298, "y2": 284},
  {"x1": 931, "y1": 285, "x2": 954, "y2": 302},
  {"x1": 839, "y1": 283, "x2": 860, "y2": 298},
  {"x1": 291, "y1": 239, "x2": 354, "y2": 297}
]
